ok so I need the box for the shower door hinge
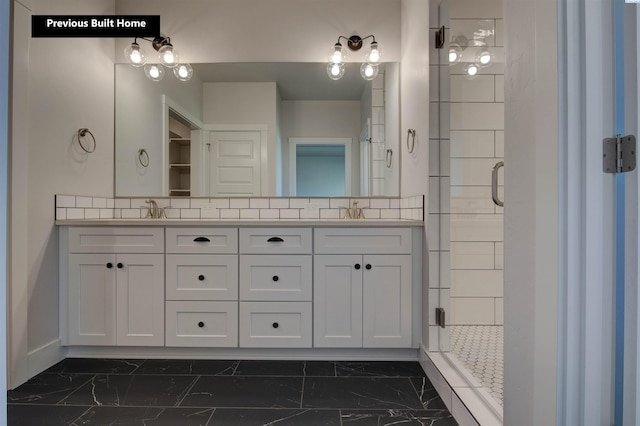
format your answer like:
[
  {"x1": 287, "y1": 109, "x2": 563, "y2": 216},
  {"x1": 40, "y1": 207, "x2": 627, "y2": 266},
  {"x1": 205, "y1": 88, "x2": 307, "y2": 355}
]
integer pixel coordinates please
[
  {"x1": 435, "y1": 307, "x2": 446, "y2": 328},
  {"x1": 603, "y1": 134, "x2": 636, "y2": 173},
  {"x1": 435, "y1": 26, "x2": 445, "y2": 49}
]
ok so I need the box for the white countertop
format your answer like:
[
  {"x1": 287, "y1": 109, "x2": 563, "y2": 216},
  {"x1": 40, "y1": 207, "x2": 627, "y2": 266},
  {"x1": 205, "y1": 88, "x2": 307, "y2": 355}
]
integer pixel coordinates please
[{"x1": 55, "y1": 219, "x2": 424, "y2": 227}]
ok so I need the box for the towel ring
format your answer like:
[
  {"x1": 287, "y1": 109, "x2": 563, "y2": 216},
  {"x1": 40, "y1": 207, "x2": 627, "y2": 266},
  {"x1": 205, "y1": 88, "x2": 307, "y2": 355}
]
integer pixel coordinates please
[
  {"x1": 407, "y1": 129, "x2": 416, "y2": 154},
  {"x1": 386, "y1": 149, "x2": 393, "y2": 168},
  {"x1": 77, "y1": 128, "x2": 96, "y2": 153},
  {"x1": 138, "y1": 149, "x2": 150, "y2": 168}
]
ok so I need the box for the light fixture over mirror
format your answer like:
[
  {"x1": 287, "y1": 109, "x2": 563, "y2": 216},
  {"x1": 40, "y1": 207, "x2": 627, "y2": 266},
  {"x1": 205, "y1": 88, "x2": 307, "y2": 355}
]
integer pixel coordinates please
[
  {"x1": 327, "y1": 34, "x2": 382, "y2": 81},
  {"x1": 125, "y1": 36, "x2": 191, "y2": 81}
]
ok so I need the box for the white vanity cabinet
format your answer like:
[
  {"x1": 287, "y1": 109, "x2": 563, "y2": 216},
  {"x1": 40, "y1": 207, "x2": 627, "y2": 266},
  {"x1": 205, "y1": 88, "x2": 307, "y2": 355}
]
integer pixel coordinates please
[
  {"x1": 62, "y1": 227, "x2": 165, "y2": 346},
  {"x1": 314, "y1": 228, "x2": 413, "y2": 348},
  {"x1": 165, "y1": 228, "x2": 239, "y2": 347},
  {"x1": 238, "y1": 228, "x2": 313, "y2": 347}
]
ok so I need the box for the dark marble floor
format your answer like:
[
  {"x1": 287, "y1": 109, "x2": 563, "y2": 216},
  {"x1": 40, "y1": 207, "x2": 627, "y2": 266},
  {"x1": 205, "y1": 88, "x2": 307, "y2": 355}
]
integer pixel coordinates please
[{"x1": 7, "y1": 359, "x2": 457, "y2": 425}]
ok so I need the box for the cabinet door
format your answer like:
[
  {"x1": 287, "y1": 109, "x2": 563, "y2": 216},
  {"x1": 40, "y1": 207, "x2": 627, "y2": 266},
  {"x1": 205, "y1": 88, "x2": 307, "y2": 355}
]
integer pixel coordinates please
[
  {"x1": 68, "y1": 254, "x2": 116, "y2": 346},
  {"x1": 362, "y1": 255, "x2": 412, "y2": 347},
  {"x1": 116, "y1": 253, "x2": 165, "y2": 346},
  {"x1": 313, "y1": 255, "x2": 363, "y2": 347}
]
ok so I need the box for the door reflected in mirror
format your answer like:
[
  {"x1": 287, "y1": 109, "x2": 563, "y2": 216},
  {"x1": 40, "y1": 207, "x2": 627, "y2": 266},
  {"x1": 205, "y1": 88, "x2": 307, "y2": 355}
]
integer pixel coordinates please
[{"x1": 115, "y1": 62, "x2": 400, "y2": 198}]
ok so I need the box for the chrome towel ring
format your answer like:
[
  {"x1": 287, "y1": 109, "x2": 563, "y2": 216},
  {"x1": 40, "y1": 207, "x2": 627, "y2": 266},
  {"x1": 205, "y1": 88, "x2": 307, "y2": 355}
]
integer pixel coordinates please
[
  {"x1": 386, "y1": 149, "x2": 393, "y2": 168},
  {"x1": 138, "y1": 148, "x2": 150, "y2": 168},
  {"x1": 407, "y1": 129, "x2": 416, "y2": 153},
  {"x1": 77, "y1": 128, "x2": 96, "y2": 153}
]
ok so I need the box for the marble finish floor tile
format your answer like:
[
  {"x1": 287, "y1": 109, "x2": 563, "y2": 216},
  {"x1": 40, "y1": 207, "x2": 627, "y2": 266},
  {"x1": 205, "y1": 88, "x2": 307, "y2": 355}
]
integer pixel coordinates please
[
  {"x1": 341, "y1": 409, "x2": 457, "y2": 425},
  {"x1": 210, "y1": 408, "x2": 341, "y2": 425},
  {"x1": 60, "y1": 374, "x2": 198, "y2": 407},
  {"x1": 8, "y1": 373, "x2": 93, "y2": 404},
  {"x1": 181, "y1": 376, "x2": 303, "y2": 408},
  {"x1": 8, "y1": 359, "x2": 457, "y2": 425},
  {"x1": 302, "y1": 377, "x2": 424, "y2": 410}
]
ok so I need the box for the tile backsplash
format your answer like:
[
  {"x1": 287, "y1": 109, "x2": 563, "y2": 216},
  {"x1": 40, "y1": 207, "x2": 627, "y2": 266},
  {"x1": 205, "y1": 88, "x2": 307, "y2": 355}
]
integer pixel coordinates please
[{"x1": 55, "y1": 195, "x2": 424, "y2": 222}]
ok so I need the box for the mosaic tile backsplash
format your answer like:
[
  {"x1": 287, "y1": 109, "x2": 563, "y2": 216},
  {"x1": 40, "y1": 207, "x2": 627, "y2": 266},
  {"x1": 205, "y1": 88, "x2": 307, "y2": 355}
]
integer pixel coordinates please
[{"x1": 55, "y1": 195, "x2": 424, "y2": 222}]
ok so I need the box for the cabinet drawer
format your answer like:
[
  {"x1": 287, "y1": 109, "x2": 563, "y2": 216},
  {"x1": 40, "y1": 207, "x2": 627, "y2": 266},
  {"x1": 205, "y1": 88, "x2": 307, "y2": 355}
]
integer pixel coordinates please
[
  {"x1": 166, "y1": 301, "x2": 238, "y2": 347},
  {"x1": 239, "y1": 228, "x2": 312, "y2": 254},
  {"x1": 239, "y1": 302, "x2": 311, "y2": 348},
  {"x1": 68, "y1": 227, "x2": 164, "y2": 253},
  {"x1": 239, "y1": 255, "x2": 312, "y2": 301},
  {"x1": 166, "y1": 255, "x2": 238, "y2": 301},
  {"x1": 166, "y1": 228, "x2": 238, "y2": 254},
  {"x1": 314, "y1": 228, "x2": 412, "y2": 254}
]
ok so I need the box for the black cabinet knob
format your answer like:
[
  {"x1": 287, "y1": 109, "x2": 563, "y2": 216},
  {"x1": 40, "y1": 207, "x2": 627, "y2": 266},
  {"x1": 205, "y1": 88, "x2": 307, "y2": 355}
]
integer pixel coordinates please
[
  {"x1": 198, "y1": 275, "x2": 205, "y2": 281},
  {"x1": 365, "y1": 264, "x2": 372, "y2": 270},
  {"x1": 354, "y1": 264, "x2": 361, "y2": 270},
  {"x1": 198, "y1": 321, "x2": 204, "y2": 328},
  {"x1": 117, "y1": 263, "x2": 124, "y2": 269},
  {"x1": 272, "y1": 275, "x2": 279, "y2": 282},
  {"x1": 272, "y1": 322, "x2": 279, "y2": 329},
  {"x1": 106, "y1": 262, "x2": 113, "y2": 269}
]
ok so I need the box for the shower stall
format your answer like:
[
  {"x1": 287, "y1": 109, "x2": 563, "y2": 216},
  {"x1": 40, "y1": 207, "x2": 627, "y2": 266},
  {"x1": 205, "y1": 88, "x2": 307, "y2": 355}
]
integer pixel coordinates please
[{"x1": 427, "y1": 0, "x2": 505, "y2": 418}]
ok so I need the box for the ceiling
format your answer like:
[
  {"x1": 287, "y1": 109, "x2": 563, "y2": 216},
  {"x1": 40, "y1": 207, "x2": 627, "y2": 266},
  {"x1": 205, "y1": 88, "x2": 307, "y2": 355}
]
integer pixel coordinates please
[{"x1": 191, "y1": 62, "x2": 370, "y2": 101}]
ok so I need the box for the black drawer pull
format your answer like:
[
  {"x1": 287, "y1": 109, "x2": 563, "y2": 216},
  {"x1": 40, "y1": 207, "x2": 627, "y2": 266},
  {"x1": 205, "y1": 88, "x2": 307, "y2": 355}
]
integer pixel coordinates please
[
  {"x1": 272, "y1": 322, "x2": 279, "y2": 329},
  {"x1": 354, "y1": 264, "x2": 361, "y2": 270},
  {"x1": 194, "y1": 236, "x2": 210, "y2": 243},
  {"x1": 198, "y1": 275, "x2": 205, "y2": 281},
  {"x1": 198, "y1": 321, "x2": 204, "y2": 328},
  {"x1": 106, "y1": 262, "x2": 113, "y2": 269},
  {"x1": 117, "y1": 263, "x2": 124, "y2": 269},
  {"x1": 272, "y1": 275, "x2": 279, "y2": 282},
  {"x1": 267, "y1": 237, "x2": 284, "y2": 243},
  {"x1": 365, "y1": 264, "x2": 372, "y2": 270}
]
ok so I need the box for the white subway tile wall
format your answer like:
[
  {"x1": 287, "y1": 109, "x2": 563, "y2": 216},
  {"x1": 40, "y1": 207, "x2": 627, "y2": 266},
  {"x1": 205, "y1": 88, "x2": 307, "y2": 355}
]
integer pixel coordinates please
[
  {"x1": 448, "y1": 13, "x2": 504, "y2": 326},
  {"x1": 55, "y1": 195, "x2": 423, "y2": 222}
]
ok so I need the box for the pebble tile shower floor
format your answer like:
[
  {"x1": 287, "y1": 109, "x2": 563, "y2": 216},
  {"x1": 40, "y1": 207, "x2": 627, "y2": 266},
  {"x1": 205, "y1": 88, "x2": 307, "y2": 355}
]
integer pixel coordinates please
[
  {"x1": 7, "y1": 359, "x2": 458, "y2": 425},
  {"x1": 450, "y1": 325, "x2": 504, "y2": 405}
]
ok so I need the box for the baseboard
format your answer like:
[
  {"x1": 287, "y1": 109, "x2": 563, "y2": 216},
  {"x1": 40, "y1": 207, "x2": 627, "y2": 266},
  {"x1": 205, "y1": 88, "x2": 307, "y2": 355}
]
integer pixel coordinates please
[
  {"x1": 27, "y1": 339, "x2": 66, "y2": 380},
  {"x1": 64, "y1": 346, "x2": 420, "y2": 361},
  {"x1": 419, "y1": 346, "x2": 503, "y2": 426}
]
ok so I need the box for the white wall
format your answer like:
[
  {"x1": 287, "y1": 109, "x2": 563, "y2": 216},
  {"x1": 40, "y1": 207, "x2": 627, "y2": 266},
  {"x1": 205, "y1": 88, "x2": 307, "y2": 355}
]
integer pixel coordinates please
[
  {"x1": 384, "y1": 63, "x2": 400, "y2": 195},
  {"x1": 114, "y1": 0, "x2": 401, "y2": 63},
  {"x1": 10, "y1": 0, "x2": 116, "y2": 386},
  {"x1": 0, "y1": 0, "x2": 9, "y2": 418},
  {"x1": 202, "y1": 82, "x2": 277, "y2": 194},
  {"x1": 280, "y1": 100, "x2": 361, "y2": 195},
  {"x1": 115, "y1": 65, "x2": 203, "y2": 196}
]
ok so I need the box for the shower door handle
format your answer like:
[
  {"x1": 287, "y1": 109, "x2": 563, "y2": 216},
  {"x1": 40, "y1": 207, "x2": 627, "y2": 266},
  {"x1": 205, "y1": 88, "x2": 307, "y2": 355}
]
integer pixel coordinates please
[{"x1": 492, "y1": 161, "x2": 504, "y2": 207}]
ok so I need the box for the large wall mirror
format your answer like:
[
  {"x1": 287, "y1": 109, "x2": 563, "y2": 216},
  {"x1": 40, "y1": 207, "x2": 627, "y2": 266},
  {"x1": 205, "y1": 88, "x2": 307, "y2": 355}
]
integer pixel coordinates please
[{"x1": 115, "y1": 62, "x2": 400, "y2": 198}]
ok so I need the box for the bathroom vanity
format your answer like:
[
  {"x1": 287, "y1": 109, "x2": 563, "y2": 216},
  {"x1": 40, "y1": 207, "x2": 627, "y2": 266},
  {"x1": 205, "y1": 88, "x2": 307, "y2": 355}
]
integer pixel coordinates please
[{"x1": 58, "y1": 219, "x2": 423, "y2": 359}]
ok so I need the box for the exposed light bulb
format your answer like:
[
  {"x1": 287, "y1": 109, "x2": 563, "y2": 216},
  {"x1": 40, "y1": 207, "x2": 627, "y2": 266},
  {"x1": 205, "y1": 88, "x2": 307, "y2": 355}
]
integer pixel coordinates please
[
  {"x1": 360, "y1": 62, "x2": 379, "y2": 80},
  {"x1": 449, "y1": 50, "x2": 459, "y2": 63},
  {"x1": 464, "y1": 63, "x2": 479, "y2": 78},
  {"x1": 124, "y1": 41, "x2": 147, "y2": 67},
  {"x1": 158, "y1": 44, "x2": 179, "y2": 68},
  {"x1": 477, "y1": 50, "x2": 492, "y2": 66},
  {"x1": 326, "y1": 62, "x2": 345, "y2": 80},
  {"x1": 366, "y1": 41, "x2": 382, "y2": 65},
  {"x1": 330, "y1": 43, "x2": 345, "y2": 64},
  {"x1": 173, "y1": 63, "x2": 193, "y2": 81},
  {"x1": 144, "y1": 64, "x2": 165, "y2": 81}
]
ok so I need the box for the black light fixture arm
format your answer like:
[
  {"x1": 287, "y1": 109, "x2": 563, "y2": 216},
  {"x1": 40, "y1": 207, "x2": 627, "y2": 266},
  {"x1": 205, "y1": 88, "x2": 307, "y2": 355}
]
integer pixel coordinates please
[
  {"x1": 132, "y1": 36, "x2": 172, "y2": 52},
  {"x1": 336, "y1": 34, "x2": 376, "y2": 51}
]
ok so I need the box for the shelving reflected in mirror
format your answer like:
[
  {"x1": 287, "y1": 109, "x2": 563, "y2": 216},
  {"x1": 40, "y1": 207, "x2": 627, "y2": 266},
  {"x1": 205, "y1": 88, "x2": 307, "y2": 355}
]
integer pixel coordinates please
[{"x1": 115, "y1": 62, "x2": 400, "y2": 198}]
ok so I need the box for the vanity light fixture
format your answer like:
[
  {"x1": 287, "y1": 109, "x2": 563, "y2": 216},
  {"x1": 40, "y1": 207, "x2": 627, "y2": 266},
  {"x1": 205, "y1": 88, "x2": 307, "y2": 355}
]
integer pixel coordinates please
[
  {"x1": 327, "y1": 34, "x2": 382, "y2": 81},
  {"x1": 125, "y1": 36, "x2": 192, "y2": 81}
]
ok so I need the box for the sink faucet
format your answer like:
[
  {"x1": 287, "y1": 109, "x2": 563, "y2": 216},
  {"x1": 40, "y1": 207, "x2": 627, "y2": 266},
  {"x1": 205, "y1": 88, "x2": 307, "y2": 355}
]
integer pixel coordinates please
[
  {"x1": 342, "y1": 200, "x2": 365, "y2": 220},
  {"x1": 144, "y1": 199, "x2": 165, "y2": 219}
]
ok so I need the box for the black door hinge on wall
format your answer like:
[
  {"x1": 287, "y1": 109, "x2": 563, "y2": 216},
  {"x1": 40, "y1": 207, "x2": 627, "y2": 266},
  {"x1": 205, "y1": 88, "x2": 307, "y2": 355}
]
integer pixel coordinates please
[
  {"x1": 603, "y1": 135, "x2": 636, "y2": 173},
  {"x1": 435, "y1": 307, "x2": 445, "y2": 328}
]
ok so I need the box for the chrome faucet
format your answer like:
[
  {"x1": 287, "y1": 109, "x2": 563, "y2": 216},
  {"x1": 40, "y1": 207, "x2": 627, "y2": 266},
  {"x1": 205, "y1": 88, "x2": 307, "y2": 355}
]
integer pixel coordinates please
[
  {"x1": 144, "y1": 199, "x2": 165, "y2": 219},
  {"x1": 342, "y1": 200, "x2": 365, "y2": 220}
]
